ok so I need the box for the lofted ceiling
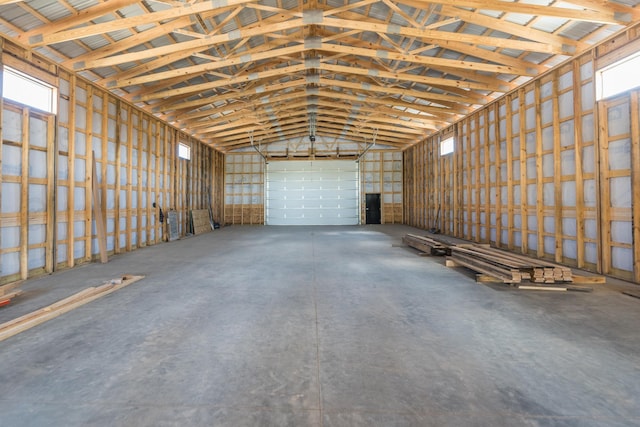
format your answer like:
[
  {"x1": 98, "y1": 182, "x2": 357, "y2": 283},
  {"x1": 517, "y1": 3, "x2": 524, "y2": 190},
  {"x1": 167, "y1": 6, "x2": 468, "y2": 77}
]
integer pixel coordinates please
[{"x1": 0, "y1": 0, "x2": 638, "y2": 154}]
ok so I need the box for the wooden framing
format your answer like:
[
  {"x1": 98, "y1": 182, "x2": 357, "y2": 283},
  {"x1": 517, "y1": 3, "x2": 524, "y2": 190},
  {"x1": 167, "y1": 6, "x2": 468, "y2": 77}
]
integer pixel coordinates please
[
  {"x1": 0, "y1": 40, "x2": 223, "y2": 285},
  {"x1": 403, "y1": 24, "x2": 640, "y2": 283}
]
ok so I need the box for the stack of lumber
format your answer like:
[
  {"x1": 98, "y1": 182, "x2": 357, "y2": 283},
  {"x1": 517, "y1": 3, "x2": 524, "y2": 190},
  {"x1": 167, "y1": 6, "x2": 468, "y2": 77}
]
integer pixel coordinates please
[
  {"x1": 403, "y1": 234, "x2": 451, "y2": 256},
  {"x1": 0, "y1": 274, "x2": 144, "y2": 342},
  {"x1": 190, "y1": 209, "x2": 212, "y2": 235},
  {"x1": 0, "y1": 282, "x2": 23, "y2": 307},
  {"x1": 448, "y1": 245, "x2": 573, "y2": 284}
]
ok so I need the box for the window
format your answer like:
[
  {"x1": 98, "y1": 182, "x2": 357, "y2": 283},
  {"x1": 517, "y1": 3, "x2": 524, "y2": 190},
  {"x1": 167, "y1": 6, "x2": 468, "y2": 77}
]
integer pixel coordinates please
[
  {"x1": 2, "y1": 66, "x2": 56, "y2": 113},
  {"x1": 178, "y1": 142, "x2": 191, "y2": 160},
  {"x1": 440, "y1": 136, "x2": 454, "y2": 156},
  {"x1": 596, "y1": 51, "x2": 640, "y2": 100}
]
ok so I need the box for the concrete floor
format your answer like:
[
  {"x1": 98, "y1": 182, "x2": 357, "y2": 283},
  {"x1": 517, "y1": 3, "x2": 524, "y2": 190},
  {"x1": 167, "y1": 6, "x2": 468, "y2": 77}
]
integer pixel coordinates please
[{"x1": 1, "y1": 225, "x2": 640, "y2": 426}]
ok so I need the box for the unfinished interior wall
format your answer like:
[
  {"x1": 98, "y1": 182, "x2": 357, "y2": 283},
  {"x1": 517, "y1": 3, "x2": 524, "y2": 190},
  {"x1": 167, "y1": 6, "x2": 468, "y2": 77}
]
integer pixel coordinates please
[
  {"x1": 0, "y1": 39, "x2": 223, "y2": 285},
  {"x1": 224, "y1": 153, "x2": 265, "y2": 225},
  {"x1": 404, "y1": 25, "x2": 640, "y2": 283},
  {"x1": 223, "y1": 150, "x2": 403, "y2": 225},
  {"x1": 360, "y1": 150, "x2": 403, "y2": 224}
]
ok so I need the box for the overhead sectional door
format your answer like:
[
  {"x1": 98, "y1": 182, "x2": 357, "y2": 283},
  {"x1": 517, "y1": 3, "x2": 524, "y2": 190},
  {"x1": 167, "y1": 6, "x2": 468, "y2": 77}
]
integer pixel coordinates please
[{"x1": 266, "y1": 160, "x2": 359, "y2": 225}]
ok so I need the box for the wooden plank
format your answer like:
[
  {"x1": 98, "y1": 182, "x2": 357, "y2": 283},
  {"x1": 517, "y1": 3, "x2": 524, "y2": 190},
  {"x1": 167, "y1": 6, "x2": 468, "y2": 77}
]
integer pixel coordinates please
[
  {"x1": 571, "y1": 273, "x2": 606, "y2": 284},
  {"x1": 0, "y1": 275, "x2": 144, "y2": 342},
  {"x1": 92, "y1": 153, "x2": 108, "y2": 263},
  {"x1": 0, "y1": 281, "x2": 23, "y2": 296},
  {"x1": 0, "y1": 290, "x2": 23, "y2": 306},
  {"x1": 191, "y1": 209, "x2": 212, "y2": 235},
  {"x1": 447, "y1": 254, "x2": 520, "y2": 283},
  {"x1": 517, "y1": 285, "x2": 567, "y2": 291}
]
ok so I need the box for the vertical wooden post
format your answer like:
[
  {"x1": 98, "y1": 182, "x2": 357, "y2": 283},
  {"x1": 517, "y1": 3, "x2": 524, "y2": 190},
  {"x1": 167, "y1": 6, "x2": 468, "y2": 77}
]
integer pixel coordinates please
[
  {"x1": 494, "y1": 104, "x2": 503, "y2": 248},
  {"x1": 573, "y1": 60, "x2": 585, "y2": 269},
  {"x1": 519, "y1": 88, "x2": 529, "y2": 255},
  {"x1": 45, "y1": 115, "x2": 55, "y2": 273},
  {"x1": 20, "y1": 108, "x2": 29, "y2": 280},
  {"x1": 597, "y1": 100, "x2": 611, "y2": 274},
  {"x1": 84, "y1": 86, "x2": 93, "y2": 262},
  {"x1": 154, "y1": 122, "x2": 161, "y2": 243},
  {"x1": 483, "y1": 109, "x2": 491, "y2": 243},
  {"x1": 92, "y1": 153, "x2": 108, "y2": 263},
  {"x1": 630, "y1": 92, "x2": 640, "y2": 282},
  {"x1": 505, "y1": 98, "x2": 514, "y2": 250},
  {"x1": 145, "y1": 119, "x2": 152, "y2": 246},
  {"x1": 136, "y1": 117, "x2": 143, "y2": 247},
  {"x1": 474, "y1": 115, "x2": 481, "y2": 242},
  {"x1": 465, "y1": 119, "x2": 473, "y2": 240},
  {"x1": 126, "y1": 107, "x2": 133, "y2": 252},
  {"x1": 534, "y1": 84, "x2": 544, "y2": 258},
  {"x1": 67, "y1": 76, "x2": 76, "y2": 267},
  {"x1": 552, "y1": 76, "x2": 564, "y2": 263},
  {"x1": 114, "y1": 99, "x2": 121, "y2": 254}
]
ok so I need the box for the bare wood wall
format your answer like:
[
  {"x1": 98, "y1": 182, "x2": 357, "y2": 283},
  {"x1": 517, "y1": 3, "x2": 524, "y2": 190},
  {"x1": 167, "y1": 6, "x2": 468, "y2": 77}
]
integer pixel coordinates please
[
  {"x1": 0, "y1": 39, "x2": 224, "y2": 285},
  {"x1": 404, "y1": 25, "x2": 640, "y2": 283},
  {"x1": 223, "y1": 150, "x2": 403, "y2": 225}
]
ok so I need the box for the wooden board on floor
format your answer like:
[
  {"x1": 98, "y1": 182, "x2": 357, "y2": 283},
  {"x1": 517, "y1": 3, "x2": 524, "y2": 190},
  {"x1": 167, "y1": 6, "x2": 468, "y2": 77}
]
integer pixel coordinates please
[
  {"x1": 191, "y1": 209, "x2": 212, "y2": 235},
  {"x1": 0, "y1": 275, "x2": 144, "y2": 342}
]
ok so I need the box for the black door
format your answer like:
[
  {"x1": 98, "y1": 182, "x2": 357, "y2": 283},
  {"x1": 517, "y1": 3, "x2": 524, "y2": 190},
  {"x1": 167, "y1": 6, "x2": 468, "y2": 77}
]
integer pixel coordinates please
[{"x1": 365, "y1": 193, "x2": 381, "y2": 224}]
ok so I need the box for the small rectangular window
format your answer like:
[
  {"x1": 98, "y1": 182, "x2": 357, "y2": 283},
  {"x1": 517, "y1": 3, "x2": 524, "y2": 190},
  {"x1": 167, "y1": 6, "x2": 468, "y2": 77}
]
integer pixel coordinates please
[
  {"x1": 2, "y1": 66, "x2": 56, "y2": 113},
  {"x1": 596, "y1": 51, "x2": 640, "y2": 100},
  {"x1": 440, "y1": 136, "x2": 454, "y2": 156},
  {"x1": 178, "y1": 142, "x2": 191, "y2": 160}
]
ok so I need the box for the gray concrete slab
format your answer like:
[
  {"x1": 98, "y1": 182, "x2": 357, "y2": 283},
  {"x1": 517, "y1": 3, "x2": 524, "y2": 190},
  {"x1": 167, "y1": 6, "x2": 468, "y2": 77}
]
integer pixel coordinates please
[{"x1": 1, "y1": 225, "x2": 640, "y2": 426}]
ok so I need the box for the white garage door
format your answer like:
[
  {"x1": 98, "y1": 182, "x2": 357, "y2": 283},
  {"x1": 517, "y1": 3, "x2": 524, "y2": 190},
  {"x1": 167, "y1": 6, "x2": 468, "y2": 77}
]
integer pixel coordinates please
[{"x1": 266, "y1": 160, "x2": 359, "y2": 225}]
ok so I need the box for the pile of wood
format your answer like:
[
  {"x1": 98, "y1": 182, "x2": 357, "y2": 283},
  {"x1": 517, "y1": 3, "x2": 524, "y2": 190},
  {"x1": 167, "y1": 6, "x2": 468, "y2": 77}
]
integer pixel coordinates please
[
  {"x1": 449, "y1": 245, "x2": 573, "y2": 284},
  {"x1": 403, "y1": 234, "x2": 451, "y2": 256},
  {"x1": 0, "y1": 274, "x2": 144, "y2": 342},
  {"x1": 0, "y1": 282, "x2": 23, "y2": 307}
]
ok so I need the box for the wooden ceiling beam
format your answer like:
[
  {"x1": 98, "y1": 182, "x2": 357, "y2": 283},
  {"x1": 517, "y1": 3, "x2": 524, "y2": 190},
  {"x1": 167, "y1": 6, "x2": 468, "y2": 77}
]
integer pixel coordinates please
[
  {"x1": 316, "y1": 42, "x2": 535, "y2": 76},
  {"x1": 322, "y1": 17, "x2": 574, "y2": 55},
  {"x1": 15, "y1": 0, "x2": 141, "y2": 45},
  {"x1": 317, "y1": 77, "x2": 470, "y2": 110},
  {"x1": 133, "y1": 63, "x2": 306, "y2": 102},
  {"x1": 562, "y1": 0, "x2": 640, "y2": 21},
  {"x1": 438, "y1": 6, "x2": 586, "y2": 53},
  {"x1": 320, "y1": 62, "x2": 506, "y2": 92},
  {"x1": 401, "y1": 0, "x2": 629, "y2": 25},
  {"x1": 28, "y1": 0, "x2": 261, "y2": 47},
  {"x1": 73, "y1": 18, "x2": 305, "y2": 70}
]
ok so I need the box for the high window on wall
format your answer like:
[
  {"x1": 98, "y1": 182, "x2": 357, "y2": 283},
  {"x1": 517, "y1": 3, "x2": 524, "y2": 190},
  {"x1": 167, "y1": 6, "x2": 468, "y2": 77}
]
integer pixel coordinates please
[
  {"x1": 178, "y1": 142, "x2": 191, "y2": 160},
  {"x1": 596, "y1": 51, "x2": 640, "y2": 100},
  {"x1": 2, "y1": 66, "x2": 57, "y2": 113},
  {"x1": 440, "y1": 136, "x2": 455, "y2": 156}
]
